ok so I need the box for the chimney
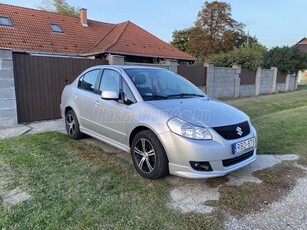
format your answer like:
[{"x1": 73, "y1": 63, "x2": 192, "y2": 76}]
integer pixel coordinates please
[{"x1": 80, "y1": 8, "x2": 88, "y2": 27}]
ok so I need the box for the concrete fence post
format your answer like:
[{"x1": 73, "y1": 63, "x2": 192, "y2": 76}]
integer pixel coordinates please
[
  {"x1": 294, "y1": 74, "x2": 298, "y2": 90},
  {"x1": 232, "y1": 64, "x2": 241, "y2": 98},
  {"x1": 106, "y1": 54, "x2": 125, "y2": 65},
  {"x1": 0, "y1": 49, "x2": 18, "y2": 128},
  {"x1": 285, "y1": 74, "x2": 290, "y2": 91},
  {"x1": 271, "y1": 67, "x2": 277, "y2": 93},
  {"x1": 204, "y1": 63, "x2": 214, "y2": 97},
  {"x1": 255, "y1": 67, "x2": 262, "y2": 96},
  {"x1": 165, "y1": 59, "x2": 178, "y2": 73}
]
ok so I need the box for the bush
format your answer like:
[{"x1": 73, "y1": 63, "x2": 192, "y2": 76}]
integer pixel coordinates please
[
  {"x1": 208, "y1": 43, "x2": 266, "y2": 69},
  {"x1": 263, "y1": 46, "x2": 307, "y2": 73}
]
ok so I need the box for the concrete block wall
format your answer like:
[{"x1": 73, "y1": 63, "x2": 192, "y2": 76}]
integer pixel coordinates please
[
  {"x1": 205, "y1": 64, "x2": 298, "y2": 99},
  {"x1": 0, "y1": 49, "x2": 18, "y2": 128},
  {"x1": 287, "y1": 74, "x2": 297, "y2": 91},
  {"x1": 240, "y1": 84, "x2": 256, "y2": 97},
  {"x1": 276, "y1": 83, "x2": 287, "y2": 92},
  {"x1": 259, "y1": 69, "x2": 274, "y2": 95},
  {"x1": 211, "y1": 67, "x2": 237, "y2": 98}
]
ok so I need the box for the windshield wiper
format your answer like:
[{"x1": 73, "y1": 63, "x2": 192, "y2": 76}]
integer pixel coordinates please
[
  {"x1": 143, "y1": 94, "x2": 168, "y2": 100},
  {"x1": 166, "y1": 93, "x2": 204, "y2": 98}
]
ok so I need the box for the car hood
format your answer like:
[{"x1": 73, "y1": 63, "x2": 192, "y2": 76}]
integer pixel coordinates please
[{"x1": 147, "y1": 97, "x2": 248, "y2": 127}]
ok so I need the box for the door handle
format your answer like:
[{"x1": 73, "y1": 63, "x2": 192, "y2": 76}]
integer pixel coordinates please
[{"x1": 94, "y1": 100, "x2": 100, "y2": 106}]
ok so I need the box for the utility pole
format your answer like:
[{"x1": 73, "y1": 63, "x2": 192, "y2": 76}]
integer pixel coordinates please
[{"x1": 246, "y1": 31, "x2": 250, "y2": 47}]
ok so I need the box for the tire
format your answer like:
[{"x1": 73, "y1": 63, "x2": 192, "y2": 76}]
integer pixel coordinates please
[
  {"x1": 65, "y1": 110, "x2": 84, "y2": 140},
  {"x1": 131, "y1": 130, "x2": 169, "y2": 179}
]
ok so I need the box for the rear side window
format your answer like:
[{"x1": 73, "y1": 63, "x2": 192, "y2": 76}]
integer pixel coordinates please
[{"x1": 78, "y1": 69, "x2": 100, "y2": 92}]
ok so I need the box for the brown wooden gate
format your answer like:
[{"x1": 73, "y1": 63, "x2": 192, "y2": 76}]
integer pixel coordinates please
[
  {"x1": 178, "y1": 66, "x2": 207, "y2": 86},
  {"x1": 13, "y1": 53, "x2": 108, "y2": 123}
]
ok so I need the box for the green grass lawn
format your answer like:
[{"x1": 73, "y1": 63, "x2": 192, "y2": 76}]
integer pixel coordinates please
[
  {"x1": 297, "y1": 84, "x2": 307, "y2": 91},
  {"x1": 0, "y1": 133, "x2": 219, "y2": 229},
  {"x1": 1, "y1": 91, "x2": 307, "y2": 229},
  {"x1": 227, "y1": 91, "x2": 307, "y2": 164}
]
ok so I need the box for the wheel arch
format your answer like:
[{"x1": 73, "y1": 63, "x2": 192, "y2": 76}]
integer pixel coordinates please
[
  {"x1": 129, "y1": 126, "x2": 169, "y2": 161},
  {"x1": 129, "y1": 126, "x2": 151, "y2": 148},
  {"x1": 65, "y1": 106, "x2": 74, "y2": 116}
]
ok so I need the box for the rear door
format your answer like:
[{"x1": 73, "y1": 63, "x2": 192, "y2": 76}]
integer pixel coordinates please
[{"x1": 73, "y1": 69, "x2": 101, "y2": 129}]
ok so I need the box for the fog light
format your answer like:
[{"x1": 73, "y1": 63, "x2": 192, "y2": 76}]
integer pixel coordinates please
[{"x1": 190, "y1": 161, "x2": 213, "y2": 171}]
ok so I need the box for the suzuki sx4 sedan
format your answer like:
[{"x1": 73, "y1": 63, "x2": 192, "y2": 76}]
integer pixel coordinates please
[{"x1": 61, "y1": 65, "x2": 257, "y2": 179}]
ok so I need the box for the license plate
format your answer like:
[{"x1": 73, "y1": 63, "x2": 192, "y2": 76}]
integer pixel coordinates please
[{"x1": 233, "y1": 138, "x2": 256, "y2": 155}]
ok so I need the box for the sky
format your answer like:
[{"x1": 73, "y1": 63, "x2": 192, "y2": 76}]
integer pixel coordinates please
[{"x1": 0, "y1": 0, "x2": 306, "y2": 48}]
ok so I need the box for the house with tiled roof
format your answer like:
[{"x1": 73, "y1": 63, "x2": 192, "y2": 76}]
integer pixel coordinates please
[
  {"x1": 294, "y1": 37, "x2": 307, "y2": 53},
  {"x1": 294, "y1": 38, "x2": 307, "y2": 83},
  {"x1": 0, "y1": 3, "x2": 195, "y2": 63}
]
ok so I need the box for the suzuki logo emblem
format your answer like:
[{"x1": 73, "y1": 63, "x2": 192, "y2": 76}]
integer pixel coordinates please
[{"x1": 236, "y1": 126, "x2": 243, "y2": 136}]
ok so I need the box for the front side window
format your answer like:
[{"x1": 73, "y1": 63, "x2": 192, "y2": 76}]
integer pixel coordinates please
[
  {"x1": 123, "y1": 80, "x2": 136, "y2": 105},
  {"x1": 99, "y1": 69, "x2": 120, "y2": 95},
  {"x1": 78, "y1": 69, "x2": 100, "y2": 92}
]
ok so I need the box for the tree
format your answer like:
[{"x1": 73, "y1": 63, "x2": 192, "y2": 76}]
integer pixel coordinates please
[
  {"x1": 235, "y1": 33, "x2": 259, "y2": 48},
  {"x1": 188, "y1": 1, "x2": 244, "y2": 60},
  {"x1": 38, "y1": 0, "x2": 79, "y2": 16},
  {"x1": 208, "y1": 43, "x2": 267, "y2": 69},
  {"x1": 263, "y1": 46, "x2": 307, "y2": 73},
  {"x1": 170, "y1": 29, "x2": 189, "y2": 53}
]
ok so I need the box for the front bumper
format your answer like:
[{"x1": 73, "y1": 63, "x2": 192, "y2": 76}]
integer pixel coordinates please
[{"x1": 158, "y1": 124, "x2": 257, "y2": 179}]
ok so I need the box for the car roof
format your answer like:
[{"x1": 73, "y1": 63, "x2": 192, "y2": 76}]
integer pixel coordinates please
[{"x1": 86, "y1": 65, "x2": 166, "y2": 71}]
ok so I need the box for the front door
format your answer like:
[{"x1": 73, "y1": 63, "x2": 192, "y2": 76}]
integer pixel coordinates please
[{"x1": 92, "y1": 69, "x2": 128, "y2": 146}]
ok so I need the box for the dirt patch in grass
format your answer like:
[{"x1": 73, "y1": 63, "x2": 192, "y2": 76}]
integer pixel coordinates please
[
  {"x1": 217, "y1": 162, "x2": 305, "y2": 216},
  {"x1": 206, "y1": 176, "x2": 229, "y2": 188},
  {"x1": 68, "y1": 140, "x2": 108, "y2": 161}
]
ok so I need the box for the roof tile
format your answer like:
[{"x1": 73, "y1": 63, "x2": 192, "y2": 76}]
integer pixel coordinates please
[{"x1": 0, "y1": 3, "x2": 195, "y2": 60}]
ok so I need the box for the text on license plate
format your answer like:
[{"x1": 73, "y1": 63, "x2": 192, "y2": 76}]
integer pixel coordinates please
[{"x1": 233, "y1": 138, "x2": 256, "y2": 155}]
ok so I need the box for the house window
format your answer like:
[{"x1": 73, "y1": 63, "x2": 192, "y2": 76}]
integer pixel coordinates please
[
  {"x1": 0, "y1": 16, "x2": 13, "y2": 27},
  {"x1": 49, "y1": 23, "x2": 64, "y2": 33}
]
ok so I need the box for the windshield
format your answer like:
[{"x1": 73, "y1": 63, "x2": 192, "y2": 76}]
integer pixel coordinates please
[{"x1": 124, "y1": 68, "x2": 205, "y2": 101}]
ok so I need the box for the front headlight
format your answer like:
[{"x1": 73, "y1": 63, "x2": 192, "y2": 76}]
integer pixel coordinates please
[{"x1": 167, "y1": 117, "x2": 212, "y2": 140}]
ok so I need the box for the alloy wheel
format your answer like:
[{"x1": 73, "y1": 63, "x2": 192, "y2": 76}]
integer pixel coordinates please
[
  {"x1": 134, "y1": 138, "x2": 156, "y2": 173},
  {"x1": 66, "y1": 113, "x2": 76, "y2": 136}
]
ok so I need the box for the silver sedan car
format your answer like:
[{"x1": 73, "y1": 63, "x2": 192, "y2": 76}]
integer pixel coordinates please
[{"x1": 60, "y1": 65, "x2": 257, "y2": 179}]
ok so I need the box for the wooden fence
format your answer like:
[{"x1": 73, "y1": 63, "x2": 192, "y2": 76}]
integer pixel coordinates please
[
  {"x1": 177, "y1": 66, "x2": 207, "y2": 86},
  {"x1": 240, "y1": 68, "x2": 256, "y2": 84},
  {"x1": 13, "y1": 53, "x2": 108, "y2": 123},
  {"x1": 277, "y1": 70, "x2": 287, "y2": 83}
]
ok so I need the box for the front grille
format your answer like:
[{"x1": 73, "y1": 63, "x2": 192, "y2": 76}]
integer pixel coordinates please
[
  {"x1": 212, "y1": 121, "x2": 250, "y2": 140},
  {"x1": 222, "y1": 150, "x2": 254, "y2": 167}
]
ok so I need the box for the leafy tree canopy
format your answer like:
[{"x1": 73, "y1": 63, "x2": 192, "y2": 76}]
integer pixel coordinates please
[
  {"x1": 171, "y1": 1, "x2": 245, "y2": 61},
  {"x1": 170, "y1": 29, "x2": 189, "y2": 53},
  {"x1": 263, "y1": 46, "x2": 307, "y2": 73},
  {"x1": 38, "y1": 0, "x2": 79, "y2": 16},
  {"x1": 235, "y1": 33, "x2": 259, "y2": 48},
  {"x1": 208, "y1": 43, "x2": 267, "y2": 69}
]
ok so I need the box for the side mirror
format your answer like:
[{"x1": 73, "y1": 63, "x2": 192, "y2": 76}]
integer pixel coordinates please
[{"x1": 101, "y1": 91, "x2": 119, "y2": 100}]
